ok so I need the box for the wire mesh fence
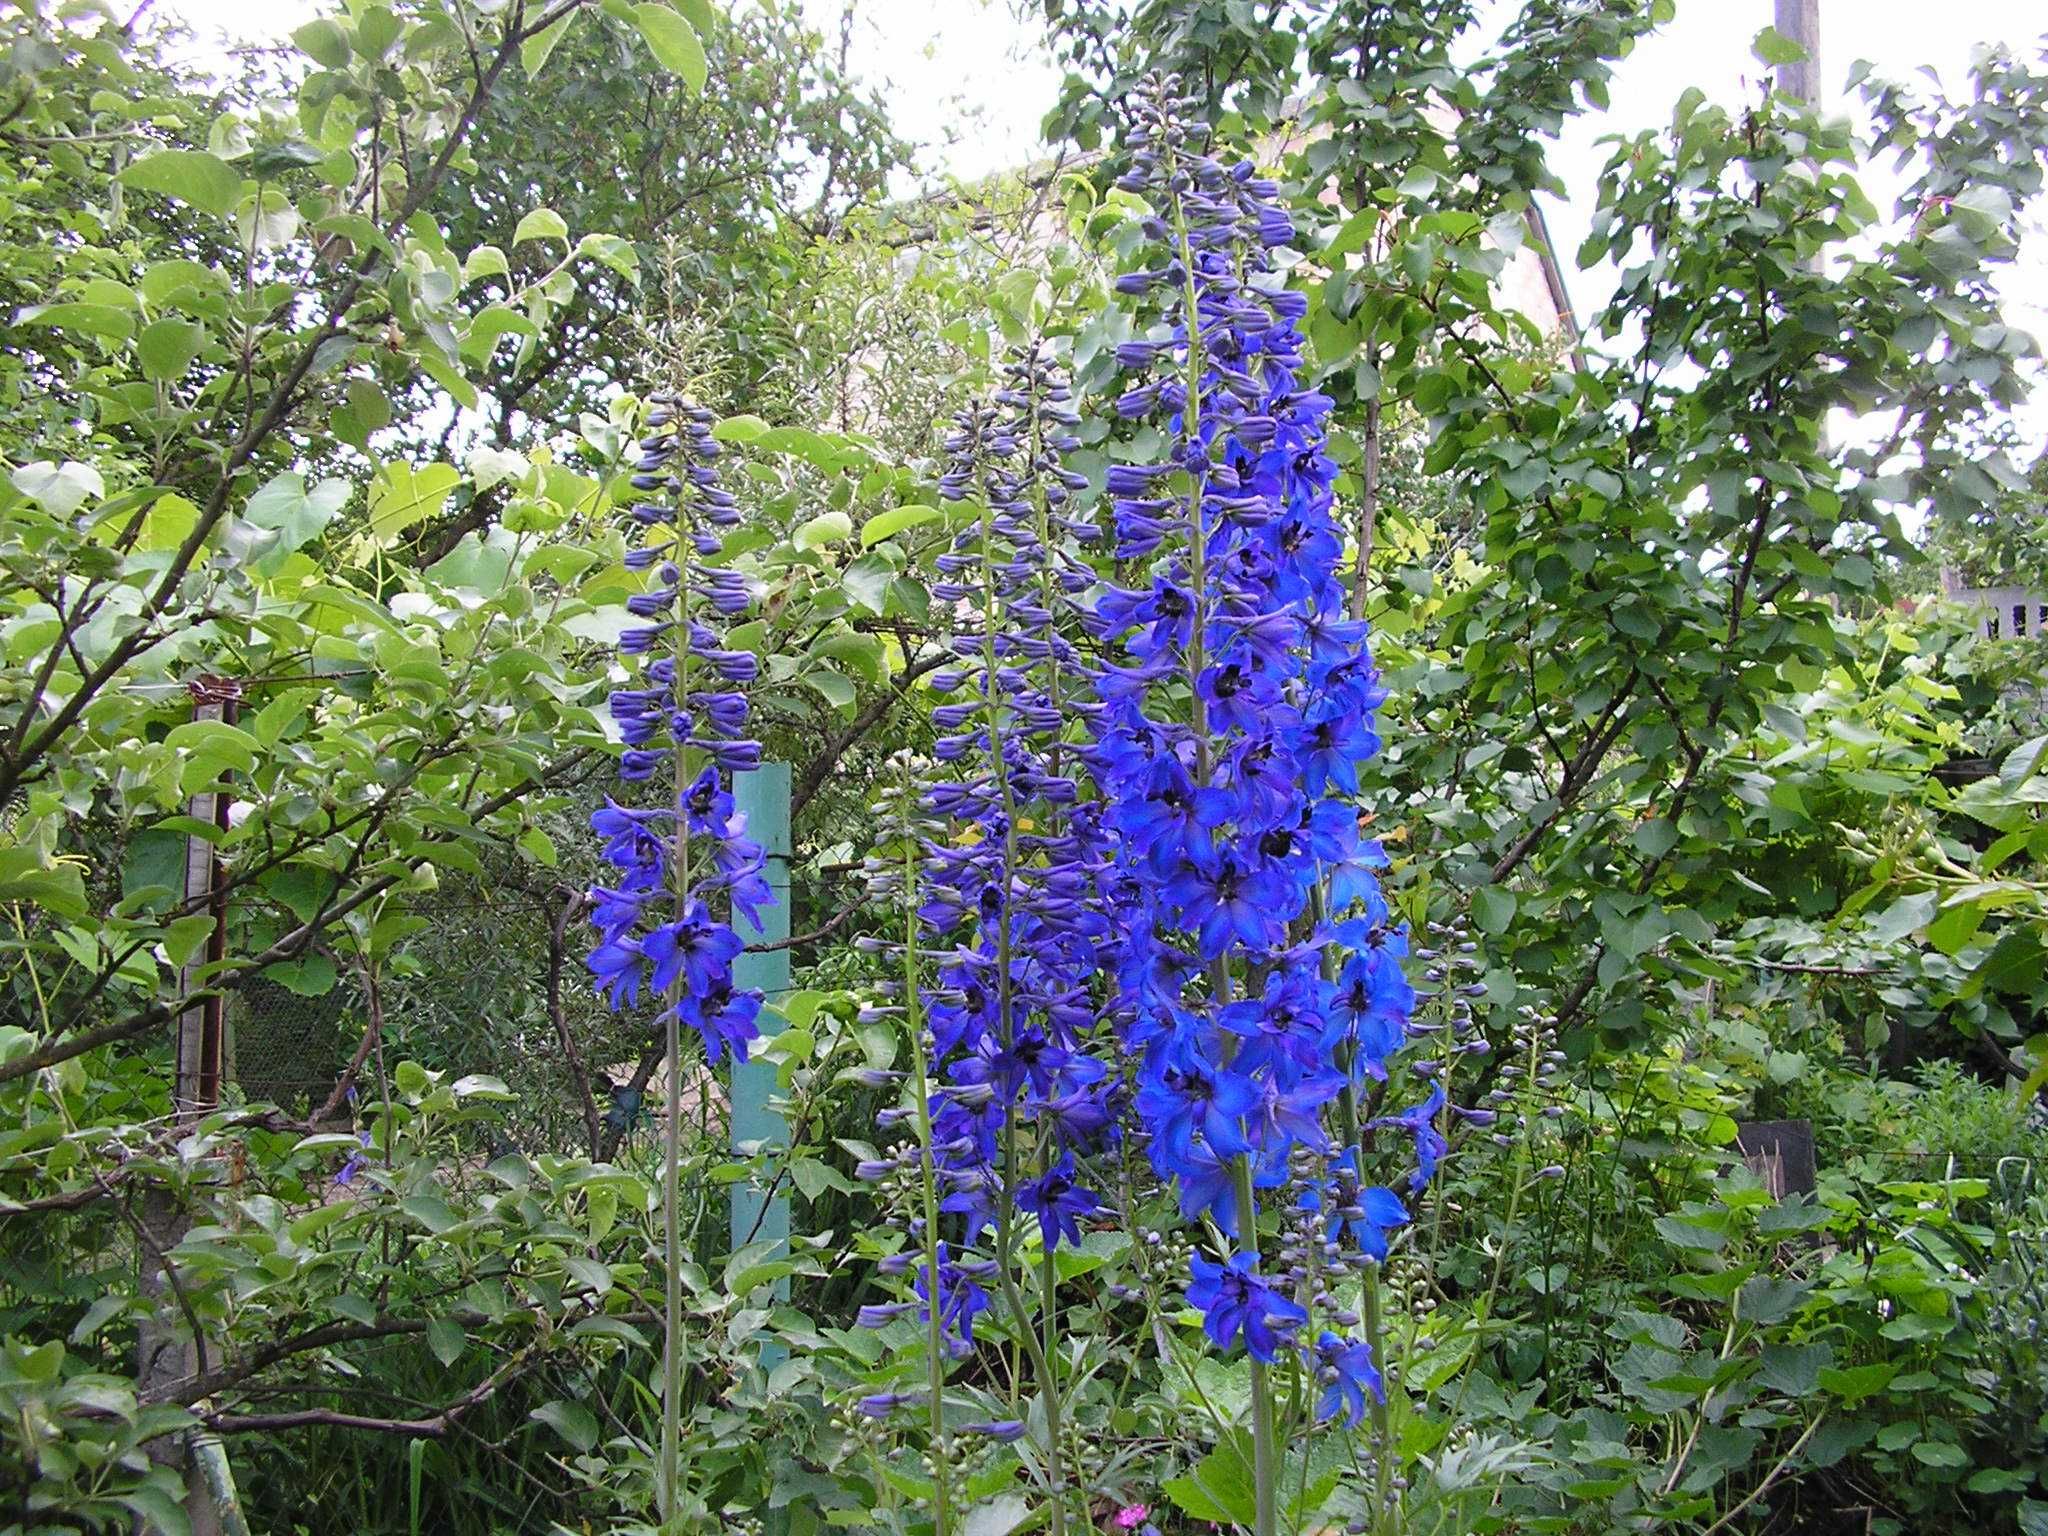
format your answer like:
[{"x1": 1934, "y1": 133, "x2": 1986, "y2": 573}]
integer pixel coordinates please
[{"x1": 217, "y1": 881, "x2": 650, "y2": 1158}]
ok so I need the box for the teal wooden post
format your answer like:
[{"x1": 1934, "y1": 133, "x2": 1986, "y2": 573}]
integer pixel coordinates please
[{"x1": 729, "y1": 763, "x2": 791, "y2": 1290}]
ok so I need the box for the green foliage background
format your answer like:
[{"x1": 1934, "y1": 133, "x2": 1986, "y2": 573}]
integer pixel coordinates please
[{"x1": 0, "y1": 1, "x2": 2045, "y2": 1533}]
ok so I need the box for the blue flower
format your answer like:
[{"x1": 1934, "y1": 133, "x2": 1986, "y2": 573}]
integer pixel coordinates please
[
  {"x1": 1313, "y1": 1332, "x2": 1381, "y2": 1426},
  {"x1": 960, "y1": 1419, "x2": 1027, "y2": 1442},
  {"x1": 1351, "y1": 1184, "x2": 1409, "y2": 1261},
  {"x1": 591, "y1": 798, "x2": 670, "y2": 874},
  {"x1": 333, "y1": 1130, "x2": 371, "y2": 1186},
  {"x1": 856, "y1": 1392, "x2": 919, "y2": 1419},
  {"x1": 1015, "y1": 1155, "x2": 1098, "y2": 1251},
  {"x1": 914, "y1": 1244, "x2": 992, "y2": 1356},
  {"x1": 1185, "y1": 1253, "x2": 1306, "y2": 1363},
  {"x1": 641, "y1": 903, "x2": 742, "y2": 1000},
  {"x1": 1373, "y1": 1081, "x2": 1448, "y2": 1191},
  {"x1": 1161, "y1": 853, "x2": 1292, "y2": 959},
  {"x1": 1135, "y1": 1050, "x2": 1257, "y2": 1163},
  {"x1": 682, "y1": 979, "x2": 762, "y2": 1066},
  {"x1": 585, "y1": 936, "x2": 644, "y2": 1010}
]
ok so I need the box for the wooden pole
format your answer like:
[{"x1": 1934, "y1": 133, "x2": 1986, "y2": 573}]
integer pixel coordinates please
[
  {"x1": 1772, "y1": 0, "x2": 1820, "y2": 104},
  {"x1": 173, "y1": 680, "x2": 237, "y2": 1117},
  {"x1": 140, "y1": 677, "x2": 240, "y2": 1536}
]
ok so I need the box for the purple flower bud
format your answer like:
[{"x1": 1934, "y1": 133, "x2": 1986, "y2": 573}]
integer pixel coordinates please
[
  {"x1": 960, "y1": 1420, "x2": 1026, "y2": 1442},
  {"x1": 855, "y1": 1392, "x2": 918, "y2": 1419}
]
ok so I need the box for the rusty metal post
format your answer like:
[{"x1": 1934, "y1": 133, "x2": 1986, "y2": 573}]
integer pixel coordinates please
[{"x1": 139, "y1": 676, "x2": 241, "y2": 1536}]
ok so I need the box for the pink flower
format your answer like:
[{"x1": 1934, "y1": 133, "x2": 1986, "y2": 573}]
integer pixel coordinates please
[{"x1": 1113, "y1": 1506, "x2": 1149, "y2": 1530}]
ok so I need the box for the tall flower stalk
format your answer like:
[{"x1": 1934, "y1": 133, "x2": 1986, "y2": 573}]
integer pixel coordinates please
[
  {"x1": 856, "y1": 350, "x2": 1111, "y2": 1529},
  {"x1": 859, "y1": 753, "x2": 958, "y2": 1532},
  {"x1": 1083, "y1": 76, "x2": 1429, "y2": 1536},
  {"x1": 853, "y1": 80, "x2": 1444, "y2": 1535},
  {"x1": 583, "y1": 391, "x2": 768, "y2": 1523}
]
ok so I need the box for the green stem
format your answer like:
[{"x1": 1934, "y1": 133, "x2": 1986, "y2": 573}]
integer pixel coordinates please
[
  {"x1": 1039, "y1": 1233, "x2": 1062, "y2": 1471},
  {"x1": 1358, "y1": 1265, "x2": 1394, "y2": 1536},
  {"x1": 659, "y1": 445, "x2": 698, "y2": 1529},
  {"x1": 1447, "y1": 1023, "x2": 1545, "y2": 1427},
  {"x1": 977, "y1": 469, "x2": 1069, "y2": 1536},
  {"x1": 660, "y1": 976, "x2": 682, "y2": 1525},
  {"x1": 901, "y1": 761, "x2": 952, "y2": 1536},
  {"x1": 1231, "y1": 1159, "x2": 1279, "y2": 1536},
  {"x1": 1164, "y1": 117, "x2": 1276, "y2": 1536},
  {"x1": 1317, "y1": 882, "x2": 1394, "y2": 1533}
]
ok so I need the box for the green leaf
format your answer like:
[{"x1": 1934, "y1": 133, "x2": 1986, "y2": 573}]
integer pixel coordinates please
[
  {"x1": 162, "y1": 916, "x2": 216, "y2": 969},
  {"x1": 119, "y1": 150, "x2": 242, "y2": 218},
  {"x1": 1163, "y1": 1437, "x2": 1256, "y2": 1526},
  {"x1": 803, "y1": 667, "x2": 856, "y2": 711},
  {"x1": 354, "y1": 4, "x2": 401, "y2": 59},
  {"x1": 513, "y1": 207, "x2": 569, "y2": 246},
  {"x1": 140, "y1": 260, "x2": 226, "y2": 308},
  {"x1": 425, "y1": 531, "x2": 514, "y2": 594},
  {"x1": 1755, "y1": 1341, "x2": 1831, "y2": 1396},
  {"x1": 0, "y1": 847, "x2": 88, "y2": 919},
  {"x1": 1867, "y1": 891, "x2": 1935, "y2": 944},
  {"x1": 247, "y1": 472, "x2": 352, "y2": 558},
  {"x1": 118, "y1": 1487, "x2": 191, "y2": 1536},
  {"x1": 1752, "y1": 24, "x2": 1808, "y2": 67},
  {"x1": 369, "y1": 461, "x2": 460, "y2": 543},
  {"x1": 630, "y1": 4, "x2": 708, "y2": 92},
  {"x1": 1755, "y1": 1197, "x2": 1829, "y2": 1237},
  {"x1": 293, "y1": 17, "x2": 352, "y2": 69},
  {"x1": 1911, "y1": 1438, "x2": 1969, "y2": 1469},
  {"x1": 138, "y1": 318, "x2": 207, "y2": 381},
  {"x1": 1817, "y1": 1362, "x2": 1897, "y2": 1404},
  {"x1": 19, "y1": 301, "x2": 134, "y2": 342},
  {"x1": 1653, "y1": 1214, "x2": 1727, "y2": 1253},
  {"x1": 521, "y1": 11, "x2": 575, "y2": 75},
  {"x1": 419, "y1": 354, "x2": 478, "y2": 410},
  {"x1": 1966, "y1": 928, "x2": 2046, "y2": 1001},
  {"x1": 463, "y1": 245, "x2": 510, "y2": 286},
  {"x1": 861, "y1": 504, "x2": 942, "y2": 547},
  {"x1": 842, "y1": 552, "x2": 893, "y2": 614},
  {"x1": 1632, "y1": 817, "x2": 1679, "y2": 858},
  {"x1": 91, "y1": 489, "x2": 188, "y2": 557},
  {"x1": 711, "y1": 414, "x2": 770, "y2": 443},
  {"x1": 120, "y1": 828, "x2": 185, "y2": 912},
  {"x1": 164, "y1": 719, "x2": 259, "y2": 777},
  {"x1": 246, "y1": 140, "x2": 327, "y2": 179},
  {"x1": 959, "y1": 1496, "x2": 1032, "y2": 1536},
  {"x1": 69, "y1": 1294, "x2": 128, "y2": 1345},
  {"x1": 264, "y1": 953, "x2": 338, "y2": 998},
  {"x1": 1927, "y1": 900, "x2": 1983, "y2": 957},
  {"x1": 2016, "y1": 1035, "x2": 2048, "y2": 1107},
  {"x1": 887, "y1": 576, "x2": 930, "y2": 621},
  {"x1": 1736, "y1": 1275, "x2": 1810, "y2": 1325},
  {"x1": 531, "y1": 1399, "x2": 599, "y2": 1452},
  {"x1": 426, "y1": 1317, "x2": 464, "y2": 1368},
  {"x1": 793, "y1": 510, "x2": 852, "y2": 551},
  {"x1": 12, "y1": 460, "x2": 105, "y2": 516},
  {"x1": 1471, "y1": 885, "x2": 1516, "y2": 934}
]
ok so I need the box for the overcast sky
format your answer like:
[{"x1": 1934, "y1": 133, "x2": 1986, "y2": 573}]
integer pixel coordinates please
[{"x1": 165, "y1": 0, "x2": 2046, "y2": 349}]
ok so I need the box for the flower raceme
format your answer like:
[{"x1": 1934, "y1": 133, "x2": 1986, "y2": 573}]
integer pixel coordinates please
[
  {"x1": 861, "y1": 351, "x2": 1120, "y2": 1361},
  {"x1": 856, "y1": 81, "x2": 1449, "y2": 1459},
  {"x1": 583, "y1": 394, "x2": 768, "y2": 1071},
  {"x1": 1078, "y1": 78, "x2": 1443, "y2": 1413}
]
